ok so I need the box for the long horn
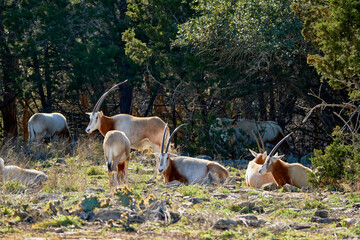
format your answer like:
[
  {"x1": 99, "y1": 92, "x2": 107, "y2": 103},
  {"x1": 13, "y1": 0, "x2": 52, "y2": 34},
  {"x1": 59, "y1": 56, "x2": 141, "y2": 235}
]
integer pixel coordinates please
[
  {"x1": 251, "y1": 130, "x2": 261, "y2": 153},
  {"x1": 265, "y1": 132, "x2": 293, "y2": 162},
  {"x1": 92, "y1": 80, "x2": 128, "y2": 113},
  {"x1": 161, "y1": 123, "x2": 168, "y2": 154},
  {"x1": 165, "y1": 124, "x2": 187, "y2": 153},
  {"x1": 256, "y1": 129, "x2": 265, "y2": 153}
]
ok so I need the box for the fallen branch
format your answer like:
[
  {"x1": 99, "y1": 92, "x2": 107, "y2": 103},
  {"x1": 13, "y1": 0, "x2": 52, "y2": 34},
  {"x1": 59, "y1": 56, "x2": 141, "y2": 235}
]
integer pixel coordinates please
[{"x1": 302, "y1": 103, "x2": 357, "y2": 123}]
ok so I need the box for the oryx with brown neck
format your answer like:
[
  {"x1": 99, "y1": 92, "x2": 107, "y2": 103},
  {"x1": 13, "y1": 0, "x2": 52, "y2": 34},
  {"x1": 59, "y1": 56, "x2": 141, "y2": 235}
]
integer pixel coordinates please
[
  {"x1": 258, "y1": 133, "x2": 312, "y2": 189},
  {"x1": 245, "y1": 130, "x2": 277, "y2": 188},
  {"x1": 158, "y1": 124, "x2": 229, "y2": 184},
  {"x1": 85, "y1": 80, "x2": 170, "y2": 180}
]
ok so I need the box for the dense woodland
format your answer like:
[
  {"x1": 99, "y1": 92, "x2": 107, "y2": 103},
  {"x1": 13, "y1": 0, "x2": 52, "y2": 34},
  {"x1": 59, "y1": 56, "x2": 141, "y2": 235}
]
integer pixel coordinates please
[{"x1": 0, "y1": 0, "x2": 359, "y2": 159}]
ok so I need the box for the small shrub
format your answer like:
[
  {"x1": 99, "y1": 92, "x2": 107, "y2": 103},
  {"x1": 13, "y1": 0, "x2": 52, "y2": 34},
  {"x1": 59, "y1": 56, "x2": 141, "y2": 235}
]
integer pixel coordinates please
[
  {"x1": 4, "y1": 181, "x2": 27, "y2": 194},
  {"x1": 33, "y1": 215, "x2": 82, "y2": 229},
  {"x1": 308, "y1": 135, "x2": 360, "y2": 189},
  {"x1": 87, "y1": 166, "x2": 106, "y2": 176}
]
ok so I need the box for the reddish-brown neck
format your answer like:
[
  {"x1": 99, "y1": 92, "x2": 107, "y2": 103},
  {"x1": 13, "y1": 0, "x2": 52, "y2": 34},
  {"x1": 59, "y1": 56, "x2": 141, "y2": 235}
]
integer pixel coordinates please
[
  {"x1": 163, "y1": 158, "x2": 187, "y2": 184},
  {"x1": 271, "y1": 160, "x2": 291, "y2": 187},
  {"x1": 99, "y1": 115, "x2": 115, "y2": 136}
]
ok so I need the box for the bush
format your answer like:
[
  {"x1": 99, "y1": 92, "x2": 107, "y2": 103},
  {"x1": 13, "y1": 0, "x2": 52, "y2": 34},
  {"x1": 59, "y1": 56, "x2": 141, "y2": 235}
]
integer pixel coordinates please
[{"x1": 309, "y1": 135, "x2": 360, "y2": 189}]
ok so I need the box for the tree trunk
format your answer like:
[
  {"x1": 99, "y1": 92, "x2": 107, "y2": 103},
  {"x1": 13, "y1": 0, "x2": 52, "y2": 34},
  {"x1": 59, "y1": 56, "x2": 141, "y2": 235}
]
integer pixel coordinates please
[
  {"x1": 0, "y1": 47, "x2": 18, "y2": 137},
  {"x1": 119, "y1": 82, "x2": 133, "y2": 114},
  {"x1": 44, "y1": 43, "x2": 52, "y2": 112}
]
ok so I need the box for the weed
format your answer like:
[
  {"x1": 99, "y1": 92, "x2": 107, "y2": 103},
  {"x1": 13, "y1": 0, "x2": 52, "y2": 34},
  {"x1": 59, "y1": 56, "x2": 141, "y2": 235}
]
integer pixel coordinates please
[
  {"x1": 0, "y1": 225, "x2": 14, "y2": 234},
  {"x1": 87, "y1": 166, "x2": 106, "y2": 176},
  {"x1": 33, "y1": 215, "x2": 82, "y2": 229},
  {"x1": 4, "y1": 181, "x2": 26, "y2": 194}
]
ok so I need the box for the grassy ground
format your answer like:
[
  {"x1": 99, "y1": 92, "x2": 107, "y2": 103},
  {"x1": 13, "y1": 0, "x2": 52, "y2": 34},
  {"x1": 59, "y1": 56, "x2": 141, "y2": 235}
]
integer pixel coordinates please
[{"x1": 0, "y1": 137, "x2": 359, "y2": 239}]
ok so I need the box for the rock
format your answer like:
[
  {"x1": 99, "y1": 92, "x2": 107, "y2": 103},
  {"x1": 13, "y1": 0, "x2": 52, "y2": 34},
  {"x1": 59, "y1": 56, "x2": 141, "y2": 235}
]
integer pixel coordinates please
[
  {"x1": 311, "y1": 216, "x2": 340, "y2": 224},
  {"x1": 282, "y1": 184, "x2": 298, "y2": 192},
  {"x1": 300, "y1": 153, "x2": 313, "y2": 167},
  {"x1": 195, "y1": 155, "x2": 212, "y2": 160},
  {"x1": 315, "y1": 209, "x2": 329, "y2": 218},
  {"x1": 342, "y1": 218, "x2": 358, "y2": 227},
  {"x1": 140, "y1": 200, "x2": 171, "y2": 224},
  {"x1": 84, "y1": 187, "x2": 105, "y2": 194},
  {"x1": 37, "y1": 193, "x2": 63, "y2": 202},
  {"x1": 237, "y1": 201, "x2": 255, "y2": 213},
  {"x1": 290, "y1": 223, "x2": 313, "y2": 230},
  {"x1": 166, "y1": 180, "x2": 183, "y2": 188},
  {"x1": 189, "y1": 198, "x2": 210, "y2": 204},
  {"x1": 237, "y1": 218, "x2": 267, "y2": 228},
  {"x1": 55, "y1": 158, "x2": 66, "y2": 164},
  {"x1": 92, "y1": 207, "x2": 132, "y2": 221},
  {"x1": 261, "y1": 182, "x2": 278, "y2": 191},
  {"x1": 212, "y1": 193, "x2": 229, "y2": 199},
  {"x1": 252, "y1": 206, "x2": 264, "y2": 213},
  {"x1": 269, "y1": 222, "x2": 290, "y2": 232},
  {"x1": 212, "y1": 219, "x2": 237, "y2": 230},
  {"x1": 237, "y1": 214, "x2": 258, "y2": 220}
]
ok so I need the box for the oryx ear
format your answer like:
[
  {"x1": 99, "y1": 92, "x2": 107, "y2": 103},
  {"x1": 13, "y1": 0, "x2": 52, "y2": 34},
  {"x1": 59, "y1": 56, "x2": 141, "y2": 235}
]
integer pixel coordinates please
[
  {"x1": 169, "y1": 153, "x2": 177, "y2": 157},
  {"x1": 86, "y1": 112, "x2": 92, "y2": 116},
  {"x1": 249, "y1": 149, "x2": 258, "y2": 157},
  {"x1": 152, "y1": 153, "x2": 160, "y2": 157}
]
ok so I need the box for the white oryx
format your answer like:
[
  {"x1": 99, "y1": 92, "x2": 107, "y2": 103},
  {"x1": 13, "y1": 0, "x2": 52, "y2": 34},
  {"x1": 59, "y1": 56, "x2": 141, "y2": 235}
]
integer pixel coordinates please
[
  {"x1": 245, "y1": 131, "x2": 277, "y2": 188},
  {"x1": 28, "y1": 113, "x2": 71, "y2": 143},
  {"x1": 258, "y1": 133, "x2": 312, "y2": 189},
  {"x1": 0, "y1": 158, "x2": 48, "y2": 188},
  {"x1": 157, "y1": 124, "x2": 229, "y2": 184},
  {"x1": 210, "y1": 118, "x2": 288, "y2": 148},
  {"x1": 103, "y1": 130, "x2": 131, "y2": 187},
  {"x1": 85, "y1": 80, "x2": 170, "y2": 180}
]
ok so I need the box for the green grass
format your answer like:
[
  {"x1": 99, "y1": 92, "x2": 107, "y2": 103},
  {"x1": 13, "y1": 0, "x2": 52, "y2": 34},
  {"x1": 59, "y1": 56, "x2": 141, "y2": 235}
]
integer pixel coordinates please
[{"x1": 33, "y1": 215, "x2": 82, "y2": 229}]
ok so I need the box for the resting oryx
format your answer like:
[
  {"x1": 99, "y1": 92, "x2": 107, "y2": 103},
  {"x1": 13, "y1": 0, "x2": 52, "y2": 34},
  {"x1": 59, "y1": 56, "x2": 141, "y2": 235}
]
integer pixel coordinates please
[
  {"x1": 258, "y1": 133, "x2": 312, "y2": 189},
  {"x1": 0, "y1": 158, "x2": 48, "y2": 188},
  {"x1": 85, "y1": 81, "x2": 170, "y2": 180},
  {"x1": 28, "y1": 112, "x2": 71, "y2": 143},
  {"x1": 103, "y1": 130, "x2": 131, "y2": 187},
  {"x1": 245, "y1": 131, "x2": 277, "y2": 188},
  {"x1": 157, "y1": 124, "x2": 229, "y2": 184},
  {"x1": 210, "y1": 118, "x2": 288, "y2": 149}
]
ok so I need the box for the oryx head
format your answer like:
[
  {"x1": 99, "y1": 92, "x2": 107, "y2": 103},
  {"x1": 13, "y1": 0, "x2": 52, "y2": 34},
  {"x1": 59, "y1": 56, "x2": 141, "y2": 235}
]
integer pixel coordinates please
[
  {"x1": 85, "y1": 80, "x2": 128, "y2": 133},
  {"x1": 158, "y1": 123, "x2": 186, "y2": 173},
  {"x1": 258, "y1": 132, "x2": 292, "y2": 174}
]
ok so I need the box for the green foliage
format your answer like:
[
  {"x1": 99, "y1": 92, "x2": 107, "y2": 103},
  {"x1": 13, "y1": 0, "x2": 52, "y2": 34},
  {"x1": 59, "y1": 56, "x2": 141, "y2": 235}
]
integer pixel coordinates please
[
  {"x1": 4, "y1": 181, "x2": 27, "y2": 194},
  {"x1": 309, "y1": 135, "x2": 360, "y2": 189},
  {"x1": 87, "y1": 166, "x2": 106, "y2": 176},
  {"x1": 33, "y1": 215, "x2": 82, "y2": 229},
  {"x1": 293, "y1": 0, "x2": 360, "y2": 97}
]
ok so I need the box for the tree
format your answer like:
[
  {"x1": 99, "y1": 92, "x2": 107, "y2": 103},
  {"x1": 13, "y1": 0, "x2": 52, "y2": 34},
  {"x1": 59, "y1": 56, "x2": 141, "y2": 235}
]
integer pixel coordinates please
[{"x1": 293, "y1": 0, "x2": 360, "y2": 99}]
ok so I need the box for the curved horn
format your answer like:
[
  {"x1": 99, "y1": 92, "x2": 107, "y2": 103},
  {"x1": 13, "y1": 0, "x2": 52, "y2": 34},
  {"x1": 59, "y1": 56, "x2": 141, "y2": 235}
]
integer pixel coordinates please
[
  {"x1": 251, "y1": 130, "x2": 261, "y2": 153},
  {"x1": 265, "y1": 132, "x2": 293, "y2": 162},
  {"x1": 256, "y1": 129, "x2": 265, "y2": 153},
  {"x1": 92, "y1": 80, "x2": 128, "y2": 113},
  {"x1": 165, "y1": 124, "x2": 187, "y2": 153},
  {"x1": 161, "y1": 123, "x2": 168, "y2": 154}
]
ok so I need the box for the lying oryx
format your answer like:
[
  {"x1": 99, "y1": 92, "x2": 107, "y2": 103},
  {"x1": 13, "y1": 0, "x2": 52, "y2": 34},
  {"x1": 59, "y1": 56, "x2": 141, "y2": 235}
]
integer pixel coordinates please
[
  {"x1": 245, "y1": 131, "x2": 277, "y2": 188},
  {"x1": 258, "y1": 133, "x2": 312, "y2": 189},
  {"x1": 210, "y1": 118, "x2": 288, "y2": 149},
  {"x1": 86, "y1": 81, "x2": 170, "y2": 181},
  {"x1": 0, "y1": 158, "x2": 48, "y2": 188},
  {"x1": 157, "y1": 124, "x2": 229, "y2": 184},
  {"x1": 28, "y1": 112, "x2": 71, "y2": 143}
]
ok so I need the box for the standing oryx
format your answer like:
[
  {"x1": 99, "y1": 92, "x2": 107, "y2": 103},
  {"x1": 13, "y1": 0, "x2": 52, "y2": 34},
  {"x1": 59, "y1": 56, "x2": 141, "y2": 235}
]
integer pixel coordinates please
[
  {"x1": 85, "y1": 81, "x2": 170, "y2": 180},
  {"x1": 28, "y1": 113, "x2": 71, "y2": 143},
  {"x1": 103, "y1": 130, "x2": 131, "y2": 187},
  {"x1": 157, "y1": 124, "x2": 229, "y2": 184}
]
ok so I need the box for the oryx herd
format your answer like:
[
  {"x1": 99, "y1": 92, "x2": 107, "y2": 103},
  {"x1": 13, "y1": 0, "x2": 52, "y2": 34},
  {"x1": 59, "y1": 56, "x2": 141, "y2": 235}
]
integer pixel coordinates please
[{"x1": 0, "y1": 81, "x2": 313, "y2": 191}]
